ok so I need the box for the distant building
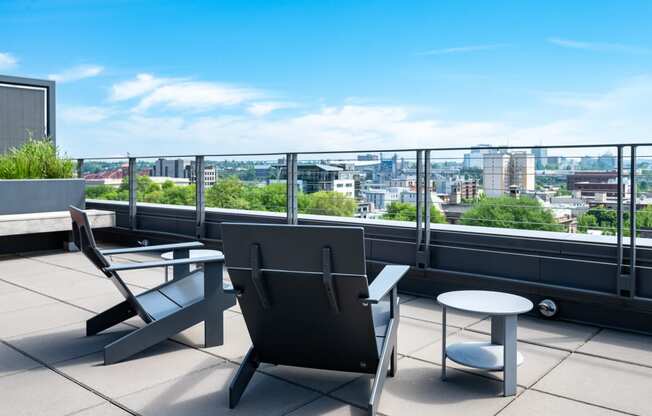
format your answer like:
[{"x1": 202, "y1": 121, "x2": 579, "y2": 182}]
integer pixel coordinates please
[
  {"x1": 357, "y1": 153, "x2": 380, "y2": 161},
  {"x1": 483, "y1": 152, "x2": 511, "y2": 197},
  {"x1": 463, "y1": 144, "x2": 492, "y2": 169},
  {"x1": 389, "y1": 176, "x2": 417, "y2": 190},
  {"x1": 450, "y1": 179, "x2": 478, "y2": 203},
  {"x1": 533, "y1": 147, "x2": 548, "y2": 170},
  {"x1": 253, "y1": 164, "x2": 273, "y2": 181},
  {"x1": 151, "y1": 158, "x2": 190, "y2": 178},
  {"x1": 187, "y1": 162, "x2": 217, "y2": 186},
  {"x1": 363, "y1": 189, "x2": 387, "y2": 210},
  {"x1": 151, "y1": 158, "x2": 217, "y2": 186},
  {"x1": 566, "y1": 171, "x2": 628, "y2": 197},
  {"x1": 362, "y1": 187, "x2": 402, "y2": 210},
  {"x1": 510, "y1": 151, "x2": 535, "y2": 192},
  {"x1": 277, "y1": 164, "x2": 355, "y2": 197},
  {"x1": 483, "y1": 151, "x2": 535, "y2": 197}
]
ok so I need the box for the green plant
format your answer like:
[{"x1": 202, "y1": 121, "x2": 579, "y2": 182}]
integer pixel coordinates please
[{"x1": 0, "y1": 137, "x2": 74, "y2": 179}]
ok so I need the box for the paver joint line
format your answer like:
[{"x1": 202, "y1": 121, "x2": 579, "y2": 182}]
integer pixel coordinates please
[{"x1": 0, "y1": 340, "x2": 140, "y2": 416}]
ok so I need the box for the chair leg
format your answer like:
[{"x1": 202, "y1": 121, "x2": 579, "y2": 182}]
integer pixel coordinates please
[
  {"x1": 86, "y1": 300, "x2": 136, "y2": 336},
  {"x1": 204, "y1": 309, "x2": 224, "y2": 348},
  {"x1": 103, "y1": 302, "x2": 203, "y2": 365},
  {"x1": 369, "y1": 318, "x2": 397, "y2": 416},
  {"x1": 388, "y1": 347, "x2": 397, "y2": 377},
  {"x1": 202, "y1": 261, "x2": 236, "y2": 348},
  {"x1": 229, "y1": 347, "x2": 260, "y2": 409}
]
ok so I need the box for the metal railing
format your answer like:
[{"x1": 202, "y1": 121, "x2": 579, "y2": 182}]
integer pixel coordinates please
[{"x1": 76, "y1": 142, "x2": 652, "y2": 300}]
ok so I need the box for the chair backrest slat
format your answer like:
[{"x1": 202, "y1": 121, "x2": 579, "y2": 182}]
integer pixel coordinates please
[{"x1": 221, "y1": 223, "x2": 380, "y2": 374}]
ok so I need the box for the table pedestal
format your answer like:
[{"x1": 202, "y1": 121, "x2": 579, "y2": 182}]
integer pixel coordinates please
[{"x1": 441, "y1": 308, "x2": 520, "y2": 396}]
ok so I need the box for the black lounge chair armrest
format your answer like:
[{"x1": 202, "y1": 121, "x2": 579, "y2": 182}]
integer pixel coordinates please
[
  {"x1": 100, "y1": 241, "x2": 204, "y2": 255},
  {"x1": 105, "y1": 255, "x2": 224, "y2": 272},
  {"x1": 363, "y1": 265, "x2": 410, "y2": 304}
]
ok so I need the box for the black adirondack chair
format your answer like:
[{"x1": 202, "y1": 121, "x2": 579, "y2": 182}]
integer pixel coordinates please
[
  {"x1": 69, "y1": 206, "x2": 235, "y2": 364},
  {"x1": 221, "y1": 223, "x2": 409, "y2": 416}
]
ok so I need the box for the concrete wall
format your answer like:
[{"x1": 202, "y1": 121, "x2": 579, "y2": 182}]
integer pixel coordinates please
[{"x1": 0, "y1": 75, "x2": 56, "y2": 153}]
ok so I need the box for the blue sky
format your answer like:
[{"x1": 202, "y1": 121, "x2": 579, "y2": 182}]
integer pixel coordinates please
[{"x1": 1, "y1": 0, "x2": 651, "y2": 157}]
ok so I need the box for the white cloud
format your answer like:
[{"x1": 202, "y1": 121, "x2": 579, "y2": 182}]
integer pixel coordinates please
[
  {"x1": 58, "y1": 74, "x2": 652, "y2": 157},
  {"x1": 134, "y1": 81, "x2": 260, "y2": 112},
  {"x1": 48, "y1": 65, "x2": 104, "y2": 82},
  {"x1": 60, "y1": 106, "x2": 113, "y2": 123},
  {"x1": 547, "y1": 37, "x2": 650, "y2": 54},
  {"x1": 0, "y1": 52, "x2": 18, "y2": 69},
  {"x1": 110, "y1": 73, "x2": 172, "y2": 101},
  {"x1": 246, "y1": 101, "x2": 297, "y2": 117},
  {"x1": 110, "y1": 74, "x2": 261, "y2": 112},
  {"x1": 417, "y1": 44, "x2": 509, "y2": 56}
]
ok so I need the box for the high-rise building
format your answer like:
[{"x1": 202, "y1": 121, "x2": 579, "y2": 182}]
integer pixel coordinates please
[
  {"x1": 463, "y1": 144, "x2": 492, "y2": 169},
  {"x1": 483, "y1": 151, "x2": 535, "y2": 197},
  {"x1": 151, "y1": 158, "x2": 191, "y2": 178},
  {"x1": 533, "y1": 147, "x2": 548, "y2": 170},
  {"x1": 483, "y1": 152, "x2": 511, "y2": 197},
  {"x1": 510, "y1": 151, "x2": 535, "y2": 192}
]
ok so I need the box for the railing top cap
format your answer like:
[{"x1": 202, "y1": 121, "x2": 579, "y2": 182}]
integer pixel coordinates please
[{"x1": 74, "y1": 142, "x2": 651, "y2": 160}]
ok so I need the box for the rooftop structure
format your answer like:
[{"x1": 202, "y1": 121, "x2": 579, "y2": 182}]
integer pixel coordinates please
[{"x1": 0, "y1": 75, "x2": 56, "y2": 154}]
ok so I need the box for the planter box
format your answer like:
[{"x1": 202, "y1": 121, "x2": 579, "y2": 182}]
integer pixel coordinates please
[{"x1": 0, "y1": 179, "x2": 85, "y2": 215}]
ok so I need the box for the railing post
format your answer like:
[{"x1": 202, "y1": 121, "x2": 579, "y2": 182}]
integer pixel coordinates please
[
  {"x1": 423, "y1": 150, "x2": 431, "y2": 268},
  {"x1": 128, "y1": 157, "x2": 137, "y2": 230},
  {"x1": 76, "y1": 158, "x2": 84, "y2": 179},
  {"x1": 616, "y1": 146, "x2": 623, "y2": 278},
  {"x1": 415, "y1": 150, "x2": 425, "y2": 268},
  {"x1": 286, "y1": 153, "x2": 298, "y2": 225},
  {"x1": 195, "y1": 155, "x2": 205, "y2": 239},
  {"x1": 628, "y1": 146, "x2": 637, "y2": 297}
]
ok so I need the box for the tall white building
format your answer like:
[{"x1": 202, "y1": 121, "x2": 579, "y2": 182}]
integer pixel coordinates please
[
  {"x1": 483, "y1": 153, "x2": 511, "y2": 197},
  {"x1": 510, "y1": 152, "x2": 535, "y2": 192},
  {"x1": 483, "y1": 151, "x2": 535, "y2": 197}
]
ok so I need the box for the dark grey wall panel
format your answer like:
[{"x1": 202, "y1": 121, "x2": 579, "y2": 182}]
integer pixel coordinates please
[
  {"x1": 432, "y1": 245, "x2": 540, "y2": 282},
  {"x1": 0, "y1": 179, "x2": 84, "y2": 214},
  {"x1": 87, "y1": 201, "x2": 652, "y2": 332},
  {"x1": 0, "y1": 75, "x2": 56, "y2": 154},
  {"x1": 540, "y1": 257, "x2": 617, "y2": 293}
]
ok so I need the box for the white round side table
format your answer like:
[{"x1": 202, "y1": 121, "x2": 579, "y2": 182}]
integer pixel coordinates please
[
  {"x1": 161, "y1": 249, "x2": 223, "y2": 281},
  {"x1": 437, "y1": 290, "x2": 533, "y2": 396}
]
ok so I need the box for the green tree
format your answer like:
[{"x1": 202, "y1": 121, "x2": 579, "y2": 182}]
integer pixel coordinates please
[
  {"x1": 205, "y1": 177, "x2": 251, "y2": 209},
  {"x1": 382, "y1": 202, "x2": 447, "y2": 223},
  {"x1": 460, "y1": 196, "x2": 562, "y2": 231},
  {"x1": 302, "y1": 191, "x2": 356, "y2": 217},
  {"x1": 577, "y1": 213, "x2": 599, "y2": 233},
  {"x1": 159, "y1": 184, "x2": 195, "y2": 205}
]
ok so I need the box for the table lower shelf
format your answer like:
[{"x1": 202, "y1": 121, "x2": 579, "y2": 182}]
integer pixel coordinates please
[{"x1": 446, "y1": 342, "x2": 524, "y2": 371}]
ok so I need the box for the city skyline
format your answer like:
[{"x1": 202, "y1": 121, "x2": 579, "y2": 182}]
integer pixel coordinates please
[{"x1": 1, "y1": 1, "x2": 651, "y2": 156}]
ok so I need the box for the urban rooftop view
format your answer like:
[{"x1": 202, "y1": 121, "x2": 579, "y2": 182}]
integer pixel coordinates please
[{"x1": 1, "y1": 2, "x2": 652, "y2": 416}]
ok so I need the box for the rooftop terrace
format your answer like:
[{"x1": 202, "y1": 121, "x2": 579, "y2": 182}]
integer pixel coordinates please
[{"x1": 1, "y1": 247, "x2": 651, "y2": 416}]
